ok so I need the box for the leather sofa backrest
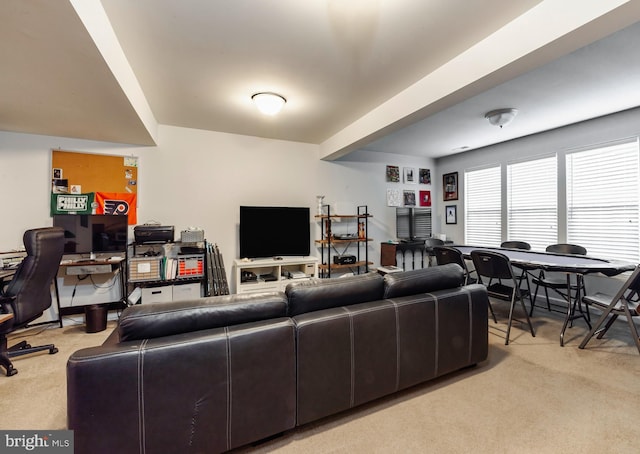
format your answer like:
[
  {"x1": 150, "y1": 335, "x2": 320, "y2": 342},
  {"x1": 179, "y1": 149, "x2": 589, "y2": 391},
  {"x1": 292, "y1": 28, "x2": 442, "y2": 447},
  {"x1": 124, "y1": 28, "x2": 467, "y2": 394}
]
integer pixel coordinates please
[
  {"x1": 118, "y1": 291, "x2": 288, "y2": 341},
  {"x1": 383, "y1": 263, "x2": 464, "y2": 298},
  {"x1": 286, "y1": 272, "x2": 384, "y2": 316}
]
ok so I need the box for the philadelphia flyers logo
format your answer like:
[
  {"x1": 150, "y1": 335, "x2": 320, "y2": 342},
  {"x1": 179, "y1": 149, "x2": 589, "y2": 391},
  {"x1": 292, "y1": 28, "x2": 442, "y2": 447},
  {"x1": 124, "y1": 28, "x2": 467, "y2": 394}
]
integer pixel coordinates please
[{"x1": 104, "y1": 199, "x2": 129, "y2": 215}]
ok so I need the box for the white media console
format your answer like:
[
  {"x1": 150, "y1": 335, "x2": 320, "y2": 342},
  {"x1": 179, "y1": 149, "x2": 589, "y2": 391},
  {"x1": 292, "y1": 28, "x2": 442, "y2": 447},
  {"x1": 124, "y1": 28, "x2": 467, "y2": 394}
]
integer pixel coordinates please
[{"x1": 233, "y1": 256, "x2": 319, "y2": 294}]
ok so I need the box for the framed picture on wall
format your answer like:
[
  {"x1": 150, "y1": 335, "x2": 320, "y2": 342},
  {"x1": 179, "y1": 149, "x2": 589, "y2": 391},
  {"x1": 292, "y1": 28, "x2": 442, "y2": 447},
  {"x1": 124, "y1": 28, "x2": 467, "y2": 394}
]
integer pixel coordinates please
[
  {"x1": 419, "y1": 168, "x2": 431, "y2": 184},
  {"x1": 419, "y1": 190, "x2": 431, "y2": 207},
  {"x1": 386, "y1": 165, "x2": 400, "y2": 182},
  {"x1": 444, "y1": 205, "x2": 458, "y2": 224},
  {"x1": 403, "y1": 167, "x2": 416, "y2": 184},
  {"x1": 386, "y1": 188, "x2": 402, "y2": 207},
  {"x1": 443, "y1": 172, "x2": 458, "y2": 200},
  {"x1": 446, "y1": 205, "x2": 457, "y2": 224},
  {"x1": 403, "y1": 190, "x2": 416, "y2": 206}
]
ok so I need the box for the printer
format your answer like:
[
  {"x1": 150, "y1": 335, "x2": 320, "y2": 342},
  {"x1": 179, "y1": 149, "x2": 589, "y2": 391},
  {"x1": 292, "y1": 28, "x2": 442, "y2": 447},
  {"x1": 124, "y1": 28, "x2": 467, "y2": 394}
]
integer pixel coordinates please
[{"x1": 134, "y1": 225, "x2": 175, "y2": 244}]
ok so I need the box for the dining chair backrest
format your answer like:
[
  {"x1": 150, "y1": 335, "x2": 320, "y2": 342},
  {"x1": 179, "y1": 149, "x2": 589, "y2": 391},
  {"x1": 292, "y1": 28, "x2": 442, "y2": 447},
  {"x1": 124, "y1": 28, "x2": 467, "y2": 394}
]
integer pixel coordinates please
[
  {"x1": 545, "y1": 243, "x2": 587, "y2": 255},
  {"x1": 501, "y1": 241, "x2": 531, "y2": 250},
  {"x1": 433, "y1": 246, "x2": 476, "y2": 285},
  {"x1": 471, "y1": 250, "x2": 514, "y2": 282},
  {"x1": 433, "y1": 246, "x2": 464, "y2": 267},
  {"x1": 424, "y1": 238, "x2": 445, "y2": 248}
]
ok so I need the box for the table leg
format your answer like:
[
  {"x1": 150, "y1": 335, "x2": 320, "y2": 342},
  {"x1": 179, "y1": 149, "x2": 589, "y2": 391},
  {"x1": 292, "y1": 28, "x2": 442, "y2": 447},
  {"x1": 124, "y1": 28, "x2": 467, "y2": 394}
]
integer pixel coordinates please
[{"x1": 559, "y1": 273, "x2": 590, "y2": 346}]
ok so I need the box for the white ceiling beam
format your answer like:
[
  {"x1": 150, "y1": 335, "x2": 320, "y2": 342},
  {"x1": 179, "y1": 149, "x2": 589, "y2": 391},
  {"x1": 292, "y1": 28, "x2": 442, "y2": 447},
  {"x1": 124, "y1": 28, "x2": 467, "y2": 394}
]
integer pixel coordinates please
[
  {"x1": 319, "y1": 0, "x2": 636, "y2": 161},
  {"x1": 70, "y1": 0, "x2": 158, "y2": 145}
]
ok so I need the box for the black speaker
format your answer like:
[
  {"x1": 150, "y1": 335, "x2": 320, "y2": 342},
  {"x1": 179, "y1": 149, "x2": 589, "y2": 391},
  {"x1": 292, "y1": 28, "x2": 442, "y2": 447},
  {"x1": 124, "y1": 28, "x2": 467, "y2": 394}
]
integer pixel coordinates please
[{"x1": 334, "y1": 255, "x2": 356, "y2": 265}]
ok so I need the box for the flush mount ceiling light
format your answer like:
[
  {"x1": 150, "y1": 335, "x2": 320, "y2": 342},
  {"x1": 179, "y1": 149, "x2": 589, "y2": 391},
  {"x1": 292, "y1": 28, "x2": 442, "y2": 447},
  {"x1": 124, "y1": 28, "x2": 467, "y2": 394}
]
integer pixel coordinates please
[
  {"x1": 484, "y1": 108, "x2": 518, "y2": 128},
  {"x1": 251, "y1": 92, "x2": 286, "y2": 115}
]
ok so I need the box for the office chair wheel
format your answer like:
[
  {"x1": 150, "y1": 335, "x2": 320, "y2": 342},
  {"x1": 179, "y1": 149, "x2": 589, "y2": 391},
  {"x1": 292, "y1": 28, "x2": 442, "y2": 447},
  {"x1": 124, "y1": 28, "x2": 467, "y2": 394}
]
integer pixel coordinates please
[
  {"x1": 6, "y1": 366, "x2": 17, "y2": 377},
  {"x1": 49, "y1": 347, "x2": 58, "y2": 355}
]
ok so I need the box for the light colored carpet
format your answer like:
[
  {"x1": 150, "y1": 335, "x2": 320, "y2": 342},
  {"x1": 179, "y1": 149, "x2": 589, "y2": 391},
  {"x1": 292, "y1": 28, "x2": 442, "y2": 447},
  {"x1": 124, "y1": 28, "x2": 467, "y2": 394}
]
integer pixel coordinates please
[
  {"x1": 0, "y1": 317, "x2": 115, "y2": 430},
  {"x1": 1, "y1": 307, "x2": 639, "y2": 454}
]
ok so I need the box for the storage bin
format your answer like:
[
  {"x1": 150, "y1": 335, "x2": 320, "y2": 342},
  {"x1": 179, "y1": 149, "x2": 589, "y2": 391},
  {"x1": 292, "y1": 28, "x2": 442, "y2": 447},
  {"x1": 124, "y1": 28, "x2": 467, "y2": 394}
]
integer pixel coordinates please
[
  {"x1": 172, "y1": 283, "x2": 201, "y2": 301},
  {"x1": 141, "y1": 285, "x2": 173, "y2": 304},
  {"x1": 129, "y1": 257, "x2": 161, "y2": 282},
  {"x1": 177, "y1": 254, "x2": 204, "y2": 278}
]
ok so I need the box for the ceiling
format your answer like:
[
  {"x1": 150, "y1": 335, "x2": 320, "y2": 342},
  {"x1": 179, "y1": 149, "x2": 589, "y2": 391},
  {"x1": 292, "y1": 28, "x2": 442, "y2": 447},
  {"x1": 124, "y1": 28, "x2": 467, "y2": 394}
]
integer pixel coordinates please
[{"x1": 2, "y1": 0, "x2": 640, "y2": 160}]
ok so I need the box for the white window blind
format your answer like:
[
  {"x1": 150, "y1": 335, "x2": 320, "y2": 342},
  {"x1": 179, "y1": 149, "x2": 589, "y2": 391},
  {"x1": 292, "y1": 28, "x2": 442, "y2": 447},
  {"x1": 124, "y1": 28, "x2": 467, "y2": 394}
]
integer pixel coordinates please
[
  {"x1": 465, "y1": 166, "x2": 501, "y2": 246},
  {"x1": 566, "y1": 140, "x2": 640, "y2": 261},
  {"x1": 507, "y1": 156, "x2": 557, "y2": 251}
]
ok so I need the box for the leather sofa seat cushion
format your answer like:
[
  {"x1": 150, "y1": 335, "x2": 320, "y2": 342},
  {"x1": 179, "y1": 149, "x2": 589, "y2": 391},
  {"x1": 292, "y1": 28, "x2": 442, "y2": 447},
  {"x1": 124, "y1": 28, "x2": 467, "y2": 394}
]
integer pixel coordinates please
[
  {"x1": 285, "y1": 272, "x2": 384, "y2": 316},
  {"x1": 118, "y1": 292, "x2": 288, "y2": 342},
  {"x1": 383, "y1": 263, "x2": 464, "y2": 298}
]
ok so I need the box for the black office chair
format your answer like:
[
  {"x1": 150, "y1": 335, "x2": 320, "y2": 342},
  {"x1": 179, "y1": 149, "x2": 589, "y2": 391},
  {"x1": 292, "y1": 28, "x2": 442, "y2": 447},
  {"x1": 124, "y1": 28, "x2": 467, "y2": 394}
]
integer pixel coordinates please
[
  {"x1": 0, "y1": 227, "x2": 64, "y2": 376},
  {"x1": 531, "y1": 243, "x2": 588, "y2": 317},
  {"x1": 424, "y1": 238, "x2": 445, "y2": 266},
  {"x1": 433, "y1": 246, "x2": 476, "y2": 285},
  {"x1": 471, "y1": 250, "x2": 536, "y2": 345},
  {"x1": 579, "y1": 265, "x2": 640, "y2": 354}
]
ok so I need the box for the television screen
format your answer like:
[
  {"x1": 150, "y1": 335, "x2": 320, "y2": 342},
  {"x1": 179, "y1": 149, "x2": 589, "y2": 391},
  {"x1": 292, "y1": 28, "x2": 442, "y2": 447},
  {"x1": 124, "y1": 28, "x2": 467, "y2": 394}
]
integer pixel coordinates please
[
  {"x1": 53, "y1": 214, "x2": 128, "y2": 254},
  {"x1": 240, "y1": 206, "x2": 311, "y2": 259}
]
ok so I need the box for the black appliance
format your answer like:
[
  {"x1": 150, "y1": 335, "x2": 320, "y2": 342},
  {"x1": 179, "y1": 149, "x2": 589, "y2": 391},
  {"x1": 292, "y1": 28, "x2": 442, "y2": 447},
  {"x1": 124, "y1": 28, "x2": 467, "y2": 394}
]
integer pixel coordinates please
[{"x1": 133, "y1": 225, "x2": 174, "y2": 244}]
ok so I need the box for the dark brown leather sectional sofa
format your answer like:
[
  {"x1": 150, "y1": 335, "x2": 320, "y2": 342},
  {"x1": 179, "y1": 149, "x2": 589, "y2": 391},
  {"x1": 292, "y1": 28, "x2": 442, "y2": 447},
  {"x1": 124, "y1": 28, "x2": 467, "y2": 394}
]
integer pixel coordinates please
[{"x1": 67, "y1": 263, "x2": 488, "y2": 454}]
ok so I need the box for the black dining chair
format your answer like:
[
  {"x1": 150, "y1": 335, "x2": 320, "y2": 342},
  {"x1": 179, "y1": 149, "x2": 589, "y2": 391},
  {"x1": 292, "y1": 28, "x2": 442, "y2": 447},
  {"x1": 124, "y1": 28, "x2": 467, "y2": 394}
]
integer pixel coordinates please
[
  {"x1": 531, "y1": 243, "x2": 588, "y2": 317},
  {"x1": 471, "y1": 250, "x2": 536, "y2": 345},
  {"x1": 424, "y1": 238, "x2": 445, "y2": 267},
  {"x1": 501, "y1": 241, "x2": 534, "y2": 295},
  {"x1": 579, "y1": 265, "x2": 640, "y2": 355},
  {"x1": 500, "y1": 241, "x2": 531, "y2": 250},
  {"x1": 433, "y1": 246, "x2": 476, "y2": 285}
]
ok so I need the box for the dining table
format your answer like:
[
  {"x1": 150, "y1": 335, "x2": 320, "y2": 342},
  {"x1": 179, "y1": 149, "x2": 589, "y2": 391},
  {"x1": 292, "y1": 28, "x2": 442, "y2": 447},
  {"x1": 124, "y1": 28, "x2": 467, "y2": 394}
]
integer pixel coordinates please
[{"x1": 451, "y1": 245, "x2": 636, "y2": 346}]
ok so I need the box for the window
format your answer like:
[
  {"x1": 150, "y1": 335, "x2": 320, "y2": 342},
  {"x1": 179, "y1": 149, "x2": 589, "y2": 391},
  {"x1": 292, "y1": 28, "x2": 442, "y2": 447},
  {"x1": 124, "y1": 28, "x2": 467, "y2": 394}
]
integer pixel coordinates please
[
  {"x1": 465, "y1": 166, "x2": 501, "y2": 246},
  {"x1": 566, "y1": 140, "x2": 640, "y2": 261},
  {"x1": 396, "y1": 207, "x2": 432, "y2": 240},
  {"x1": 507, "y1": 156, "x2": 557, "y2": 251}
]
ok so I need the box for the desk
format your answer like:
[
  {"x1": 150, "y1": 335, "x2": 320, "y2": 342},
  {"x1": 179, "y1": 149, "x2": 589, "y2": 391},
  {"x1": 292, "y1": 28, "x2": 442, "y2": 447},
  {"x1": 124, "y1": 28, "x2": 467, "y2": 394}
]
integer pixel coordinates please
[
  {"x1": 452, "y1": 245, "x2": 635, "y2": 345},
  {"x1": 0, "y1": 269, "x2": 16, "y2": 288},
  {"x1": 56, "y1": 259, "x2": 127, "y2": 326}
]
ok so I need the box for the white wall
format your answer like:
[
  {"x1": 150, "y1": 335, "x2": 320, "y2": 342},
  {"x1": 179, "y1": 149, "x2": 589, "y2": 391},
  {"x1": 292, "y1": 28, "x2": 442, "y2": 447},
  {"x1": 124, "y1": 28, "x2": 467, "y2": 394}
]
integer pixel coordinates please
[{"x1": 0, "y1": 125, "x2": 434, "y2": 296}]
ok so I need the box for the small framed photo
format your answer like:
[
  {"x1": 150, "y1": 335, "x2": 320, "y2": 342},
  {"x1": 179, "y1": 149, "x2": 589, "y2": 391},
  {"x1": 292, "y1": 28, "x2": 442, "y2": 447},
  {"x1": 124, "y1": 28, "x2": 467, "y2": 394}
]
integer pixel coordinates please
[
  {"x1": 403, "y1": 167, "x2": 416, "y2": 184},
  {"x1": 419, "y1": 168, "x2": 431, "y2": 185},
  {"x1": 443, "y1": 172, "x2": 458, "y2": 201},
  {"x1": 386, "y1": 165, "x2": 400, "y2": 182},
  {"x1": 446, "y1": 205, "x2": 457, "y2": 224},
  {"x1": 386, "y1": 188, "x2": 402, "y2": 207},
  {"x1": 419, "y1": 190, "x2": 431, "y2": 207},
  {"x1": 403, "y1": 190, "x2": 416, "y2": 206}
]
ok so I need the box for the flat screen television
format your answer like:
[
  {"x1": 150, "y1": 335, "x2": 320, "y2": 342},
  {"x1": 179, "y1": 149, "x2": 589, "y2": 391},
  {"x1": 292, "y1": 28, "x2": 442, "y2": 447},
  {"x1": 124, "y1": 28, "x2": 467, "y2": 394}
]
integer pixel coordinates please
[
  {"x1": 239, "y1": 206, "x2": 311, "y2": 259},
  {"x1": 53, "y1": 214, "x2": 128, "y2": 255}
]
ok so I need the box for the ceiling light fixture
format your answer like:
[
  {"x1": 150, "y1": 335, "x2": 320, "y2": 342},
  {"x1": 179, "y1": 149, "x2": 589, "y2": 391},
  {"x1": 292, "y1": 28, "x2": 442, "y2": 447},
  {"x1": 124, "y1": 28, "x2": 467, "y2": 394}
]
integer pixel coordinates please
[
  {"x1": 484, "y1": 108, "x2": 518, "y2": 128},
  {"x1": 251, "y1": 92, "x2": 286, "y2": 115}
]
